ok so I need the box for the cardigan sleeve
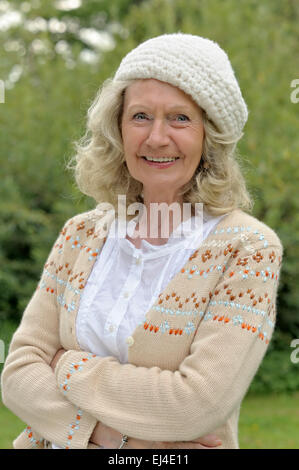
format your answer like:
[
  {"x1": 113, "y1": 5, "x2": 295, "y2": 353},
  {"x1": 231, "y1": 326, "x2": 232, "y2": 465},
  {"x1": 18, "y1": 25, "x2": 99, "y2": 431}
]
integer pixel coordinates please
[
  {"x1": 1, "y1": 221, "x2": 98, "y2": 449},
  {"x1": 54, "y1": 241, "x2": 283, "y2": 442}
]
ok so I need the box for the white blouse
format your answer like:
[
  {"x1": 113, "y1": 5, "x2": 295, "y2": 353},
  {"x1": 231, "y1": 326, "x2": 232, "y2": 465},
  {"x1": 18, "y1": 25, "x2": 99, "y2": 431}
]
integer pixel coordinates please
[{"x1": 52, "y1": 209, "x2": 226, "y2": 448}]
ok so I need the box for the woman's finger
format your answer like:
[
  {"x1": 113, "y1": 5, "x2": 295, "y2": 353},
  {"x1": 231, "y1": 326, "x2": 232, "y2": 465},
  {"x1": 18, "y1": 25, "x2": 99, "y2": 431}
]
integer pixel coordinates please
[{"x1": 191, "y1": 434, "x2": 222, "y2": 447}]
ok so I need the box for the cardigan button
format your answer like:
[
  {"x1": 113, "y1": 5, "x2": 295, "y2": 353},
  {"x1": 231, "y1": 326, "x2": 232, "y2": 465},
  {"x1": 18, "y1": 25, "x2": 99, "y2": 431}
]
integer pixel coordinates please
[{"x1": 126, "y1": 336, "x2": 134, "y2": 347}]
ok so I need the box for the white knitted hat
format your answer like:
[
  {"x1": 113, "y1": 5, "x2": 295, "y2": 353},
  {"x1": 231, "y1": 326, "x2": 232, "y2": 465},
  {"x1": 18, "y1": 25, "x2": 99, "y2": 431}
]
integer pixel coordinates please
[{"x1": 114, "y1": 33, "x2": 248, "y2": 140}]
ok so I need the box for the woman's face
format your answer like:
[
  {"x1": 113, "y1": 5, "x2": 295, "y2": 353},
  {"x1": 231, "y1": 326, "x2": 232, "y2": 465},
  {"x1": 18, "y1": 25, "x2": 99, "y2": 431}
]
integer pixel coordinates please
[{"x1": 121, "y1": 79, "x2": 205, "y2": 202}]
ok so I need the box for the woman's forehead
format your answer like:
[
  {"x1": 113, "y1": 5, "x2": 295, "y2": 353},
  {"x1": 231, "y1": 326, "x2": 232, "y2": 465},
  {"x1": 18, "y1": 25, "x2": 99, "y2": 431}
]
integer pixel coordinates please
[
  {"x1": 124, "y1": 79, "x2": 202, "y2": 113},
  {"x1": 126, "y1": 78, "x2": 189, "y2": 98}
]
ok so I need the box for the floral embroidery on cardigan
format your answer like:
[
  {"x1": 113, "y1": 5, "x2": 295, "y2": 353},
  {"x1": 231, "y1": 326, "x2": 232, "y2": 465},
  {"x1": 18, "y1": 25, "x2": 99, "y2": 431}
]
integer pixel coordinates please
[
  {"x1": 208, "y1": 300, "x2": 274, "y2": 325},
  {"x1": 64, "y1": 409, "x2": 84, "y2": 449},
  {"x1": 38, "y1": 279, "x2": 56, "y2": 295},
  {"x1": 211, "y1": 225, "x2": 270, "y2": 247},
  {"x1": 153, "y1": 301, "x2": 274, "y2": 328},
  {"x1": 203, "y1": 312, "x2": 271, "y2": 343},
  {"x1": 25, "y1": 426, "x2": 44, "y2": 447},
  {"x1": 141, "y1": 315, "x2": 271, "y2": 343},
  {"x1": 38, "y1": 228, "x2": 107, "y2": 316},
  {"x1": 142, "y1": 320, "x2": 196, "y2": 336},
  {"x1": 153, "y1": 304, "x2": 204, "y2": 317},
  {"x1": 55, "y1": 219, "x2": 106, "y2": 255},
  {"x1": 60, "y1": 353, "x2": 97, "y2": 396},
  {"x1": 63, "y1": 233, "x2": 106, "y2": 261},
  {"x1": 157, "y1": 281, "x2": 276, "y2": 313},
  {"x1": 180, "y1": 263, "x2": 279, "y2": 282},
  {"x1": 40, "y1": 269, "x2": 83, "y2": 296},
  {"x1": 57, "y1": 294, "x2": 77, "y2": 313},
  {"x1": 204, "y1": 311, "x2": 271, "y2": 343}
]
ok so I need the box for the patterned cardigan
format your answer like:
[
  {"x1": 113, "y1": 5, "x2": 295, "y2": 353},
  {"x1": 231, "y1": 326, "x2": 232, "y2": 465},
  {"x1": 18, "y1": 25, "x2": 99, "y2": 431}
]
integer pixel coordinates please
[{"x1": 1, "y1": 207, "x2": 283, "y2": 449}]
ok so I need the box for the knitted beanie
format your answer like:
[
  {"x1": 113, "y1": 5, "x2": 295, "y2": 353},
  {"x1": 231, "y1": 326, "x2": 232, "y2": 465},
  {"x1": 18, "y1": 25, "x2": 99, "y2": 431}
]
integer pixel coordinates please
[{"x1": 114, "y1": 33, "x2": 248, "y2": 140}]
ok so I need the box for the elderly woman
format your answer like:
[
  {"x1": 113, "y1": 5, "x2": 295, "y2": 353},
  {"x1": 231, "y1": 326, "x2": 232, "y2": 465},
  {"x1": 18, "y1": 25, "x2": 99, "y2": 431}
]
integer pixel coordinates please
[{"x1": 1, "y1": 33, "x2": 283, "y2": 449}]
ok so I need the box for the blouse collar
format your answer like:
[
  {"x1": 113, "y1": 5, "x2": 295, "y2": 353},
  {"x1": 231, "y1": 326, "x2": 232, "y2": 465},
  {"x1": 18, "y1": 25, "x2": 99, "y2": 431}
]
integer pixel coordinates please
[{"x1": 106, "y1": 210, "x2": 207, "y2": 260}]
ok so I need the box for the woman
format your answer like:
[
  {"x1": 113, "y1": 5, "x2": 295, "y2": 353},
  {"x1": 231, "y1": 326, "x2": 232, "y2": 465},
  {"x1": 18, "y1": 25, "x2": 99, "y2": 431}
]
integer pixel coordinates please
[{"x1": 1, "y1": 33, "x2": 283, "y2": 449}]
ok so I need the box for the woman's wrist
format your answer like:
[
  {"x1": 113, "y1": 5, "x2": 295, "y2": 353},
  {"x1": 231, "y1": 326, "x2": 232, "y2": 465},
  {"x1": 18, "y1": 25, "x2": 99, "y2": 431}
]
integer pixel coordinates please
[
  {"x1": 50, "y1": 348, "x2": 67, "y2": 372},
  {"x1": 89, "y1": 422, "x2": 100, "y2": 445},
  {"x1": 89, "y1": 421, "x2": 123, "y2": 448}
]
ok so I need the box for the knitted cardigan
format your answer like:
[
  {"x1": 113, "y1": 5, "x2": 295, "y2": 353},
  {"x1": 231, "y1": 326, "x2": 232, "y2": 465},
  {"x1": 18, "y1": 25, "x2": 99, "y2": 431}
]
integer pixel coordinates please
[{"x1": 1, "y1": 207, "x2": 283, "y2": 449}]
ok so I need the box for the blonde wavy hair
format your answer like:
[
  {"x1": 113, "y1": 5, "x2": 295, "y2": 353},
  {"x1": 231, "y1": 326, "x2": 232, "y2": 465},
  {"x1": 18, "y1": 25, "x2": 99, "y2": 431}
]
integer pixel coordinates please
[{"x1": 68, "y1": 77, "x2": 253, "y2": 218}]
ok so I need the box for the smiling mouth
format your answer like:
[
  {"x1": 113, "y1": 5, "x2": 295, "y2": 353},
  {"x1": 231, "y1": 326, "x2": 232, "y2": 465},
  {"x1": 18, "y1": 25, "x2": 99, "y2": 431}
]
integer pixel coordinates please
[{"x1": 141, "y1": 156, "x2": 180, "y2": 162}]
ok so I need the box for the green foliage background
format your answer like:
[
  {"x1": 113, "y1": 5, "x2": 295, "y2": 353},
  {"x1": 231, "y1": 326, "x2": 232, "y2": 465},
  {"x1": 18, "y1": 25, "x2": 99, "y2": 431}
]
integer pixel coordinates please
[{"x1": 0, "y1": 0, "x2": 299, "y2": 393}]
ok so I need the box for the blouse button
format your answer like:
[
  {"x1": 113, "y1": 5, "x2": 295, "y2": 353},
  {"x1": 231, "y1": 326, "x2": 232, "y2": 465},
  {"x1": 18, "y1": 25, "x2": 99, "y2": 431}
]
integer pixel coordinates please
[
  {"x1": 109, "y1": 324, "x2": 115, "y2": 332},
  {"x1": 123, "y1": 291, "x2": 129, "y2": 298},
  {"x1": 126, "y1": 336, "x2": 134, "y2": 347},
  {"x1": 135, "y1": 257, "x2": 142, "y2": 265}
]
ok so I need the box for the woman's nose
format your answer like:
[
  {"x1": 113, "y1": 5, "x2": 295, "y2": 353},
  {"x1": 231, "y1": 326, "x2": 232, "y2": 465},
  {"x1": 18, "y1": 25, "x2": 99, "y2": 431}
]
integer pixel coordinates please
[{"x1": 145, "y1": 119, "x2": 170, "y2": 148}]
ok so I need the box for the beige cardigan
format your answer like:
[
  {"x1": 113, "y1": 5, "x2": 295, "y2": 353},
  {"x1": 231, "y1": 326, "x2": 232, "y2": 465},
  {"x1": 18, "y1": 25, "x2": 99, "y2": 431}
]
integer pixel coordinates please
[{"x1": 1, "y1": 207, "x2": 283, "y2": 449}]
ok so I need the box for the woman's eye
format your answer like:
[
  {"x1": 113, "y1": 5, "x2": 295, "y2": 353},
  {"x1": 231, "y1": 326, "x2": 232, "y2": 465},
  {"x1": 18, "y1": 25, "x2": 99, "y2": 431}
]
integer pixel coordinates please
[
  {"x1": 133, "y1": 112, "x2": 147, "y2": 120},
  {"x1": 176, "y1": 114, "x2": 189, "y2": 122}
]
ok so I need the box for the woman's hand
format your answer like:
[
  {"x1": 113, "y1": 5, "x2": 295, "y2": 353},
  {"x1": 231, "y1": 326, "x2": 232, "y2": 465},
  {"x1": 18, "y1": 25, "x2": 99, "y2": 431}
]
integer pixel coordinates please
[
  {"x1": 90, "y1": 421, "x2": 222, "y2": 449},
  {"x1": 148, "y1": 435, "x2": 223, "y2": 449},
  {"x1": 50, "y1": 348, "x2": 67, "y2": 372},
  {"x1": 90, "y1": 421, "x2": 123, "y2": 448},
  {"x1": 126, "y1": 435, "x2": 222, "y2": 449}
]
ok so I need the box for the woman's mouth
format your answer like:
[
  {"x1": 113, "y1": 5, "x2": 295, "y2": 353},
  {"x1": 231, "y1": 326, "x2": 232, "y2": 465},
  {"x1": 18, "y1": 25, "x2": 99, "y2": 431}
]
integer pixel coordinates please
[{"x1": 141, "y1": 156, "x2": 180, "y2": 168}]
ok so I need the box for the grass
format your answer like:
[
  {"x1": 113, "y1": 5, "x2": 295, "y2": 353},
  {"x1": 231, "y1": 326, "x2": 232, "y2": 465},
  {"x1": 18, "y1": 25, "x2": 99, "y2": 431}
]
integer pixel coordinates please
[
  {"x1": 0, "y1": 320, "x2": 27, "y2": 449},
  {"x1": 0, "y1": 397, "x2": 26, "y2": 449},
  {"x1": 0, "y1": 392, "x2": 298, "y2": 449},
  {"x1": 238, "y1": 391, "x2": 299, "y2": 449}
]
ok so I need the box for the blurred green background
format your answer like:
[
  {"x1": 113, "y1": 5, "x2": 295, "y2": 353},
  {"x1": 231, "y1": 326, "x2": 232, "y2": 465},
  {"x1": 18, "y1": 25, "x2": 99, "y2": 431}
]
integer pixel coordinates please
[{"x1": 0, "y1": 0, "x2": 298, "y2": 449}]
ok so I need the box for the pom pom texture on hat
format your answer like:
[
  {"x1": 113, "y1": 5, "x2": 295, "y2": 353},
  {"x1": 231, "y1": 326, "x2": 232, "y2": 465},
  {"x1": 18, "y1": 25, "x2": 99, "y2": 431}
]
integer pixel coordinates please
[{"x1": 114, "y1": 33, "x2": 248, "y2": 140}]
